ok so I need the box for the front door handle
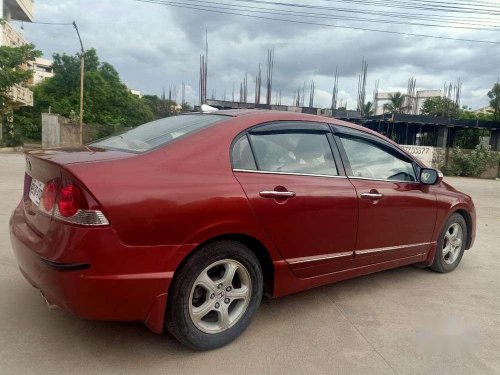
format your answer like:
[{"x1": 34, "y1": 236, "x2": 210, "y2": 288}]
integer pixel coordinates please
[
  {"x1": 259, "y1": 190, "x2": 296, "y2": 199},
  {"x1": 361, "y1": 192, "x2": 383, "y2": 200}
]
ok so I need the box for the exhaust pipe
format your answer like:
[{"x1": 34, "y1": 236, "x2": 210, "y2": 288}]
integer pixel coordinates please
[{"x1": 41, "y1": 292, "x2": 60, "y2": 310}]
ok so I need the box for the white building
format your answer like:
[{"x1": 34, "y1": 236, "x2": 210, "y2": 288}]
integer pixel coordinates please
[
  {"x1": 28, "y1": 57, "x2": 54, "y2": 85},
  {"x1": 129, "y1": 89, "x2": 142, "y2": 98},
  {"x1": 473, "y1": 106, "x2": 492, "y2": 116},
  {"x1": 1, "y1": 0, "x2": 35, "y2": 108},
  {"x1": 374, "y1": 89, "x2": 442, "y2": 115}
]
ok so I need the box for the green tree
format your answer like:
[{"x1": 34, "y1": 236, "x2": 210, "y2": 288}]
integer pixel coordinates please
[
  {"x1": 181, "y1": 102, "x2": 192, "y2": 112},
  {"x1": 458, "y1": 106, "x2": 493, "y2": 121},
  {"x1": 383, "y1": 92, "x2": 405, "y2": 114},
  {"x1": 0, "y1": 42, "x2": 41, "y2": 145},
  {"x1": 143, "y1": 93, "x2": 180, "y2": 119},
  {"x1": 421, "y1": 96, "x2": 459, "y2": 118},
  {"x1": 16, "y1": 48, "x2": 154, "y2": 141},
  {"x1": 360, "y1": 101, "x2": 374, "y2": 117},
  {"x1": 488, "y1": 82, "x2": 500, "y2": 121}
]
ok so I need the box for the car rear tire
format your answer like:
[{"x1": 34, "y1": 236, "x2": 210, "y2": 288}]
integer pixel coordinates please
[
  {"x1": 165, "y1": 240, "x2": 263, "y2": 350},
  {"x1": 430, "y1": 213, "x2": 467, "y2": 273}
]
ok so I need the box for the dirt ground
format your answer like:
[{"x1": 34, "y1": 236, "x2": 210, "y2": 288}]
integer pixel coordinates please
[{"x1": 1, "y1": 152, "x2": 499, "y2": 374}]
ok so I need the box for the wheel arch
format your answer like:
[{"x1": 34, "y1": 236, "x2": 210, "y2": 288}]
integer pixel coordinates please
[
  {"x1": 452, "y1": 208, "x2": 473, "y2": 250},
  {"x1": 422, "y1": 204, "x2": 474, "y2": 268},
  {"x1": 169, "y1": 233, "x2": 276, "y2": 297}
]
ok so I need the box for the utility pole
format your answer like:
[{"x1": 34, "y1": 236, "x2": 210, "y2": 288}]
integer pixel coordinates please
[{"x1": 73, "y1": 21, "x2": 85, "y2": 145}]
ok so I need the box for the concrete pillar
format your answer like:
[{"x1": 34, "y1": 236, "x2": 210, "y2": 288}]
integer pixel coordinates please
[
  {"x1": 42, "y1": 113, "x2": 61, "y2": 148},
  {"x1": 436, "y1": 126, "x2": 451, "y2": 169},
  {"x1": 42, "y1": 113, "x2": 81, "y2": 149},
  {"x1": 491, "y1": 129, "x2": 500, "y2": 151},
  {"x1": 437, "y1": 126, "x2": 449, "y2": 148}
]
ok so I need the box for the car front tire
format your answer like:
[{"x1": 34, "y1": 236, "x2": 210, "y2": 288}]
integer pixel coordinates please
[
  {"x1": 166, "y1": 240, "x2": 263, "y2": 350},
  {"x1": 430, "y1": 213, "x2": 467, "y2": 273}
]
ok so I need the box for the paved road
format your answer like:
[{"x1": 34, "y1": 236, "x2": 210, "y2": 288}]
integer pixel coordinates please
[{"x1": 1, "y1": 152, "x2": 499, "y2": 374}]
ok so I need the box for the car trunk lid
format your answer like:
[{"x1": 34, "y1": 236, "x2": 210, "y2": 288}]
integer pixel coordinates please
[{"x1": 22, "y1": 147, "x2": 131, "y2": 238}]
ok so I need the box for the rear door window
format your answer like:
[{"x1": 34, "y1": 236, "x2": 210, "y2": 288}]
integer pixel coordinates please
[{"x1": 246, "y1": 125, "x2": 338, "y2": 176}]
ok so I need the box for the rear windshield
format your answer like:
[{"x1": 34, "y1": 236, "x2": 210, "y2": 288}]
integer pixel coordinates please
[{"x1": 90, "y1": 114, "x2": 227, "y2": 153}]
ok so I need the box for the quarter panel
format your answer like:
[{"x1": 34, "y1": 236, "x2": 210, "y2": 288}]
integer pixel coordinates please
[{"x1": 66, "y1": 116, "x2": 286, "y2": 263}]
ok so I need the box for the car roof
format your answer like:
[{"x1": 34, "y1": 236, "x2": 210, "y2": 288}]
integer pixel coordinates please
[
  {"x1": 198, "y1": 108, "x2": 364, "y2": 130},
  {"x1": 195, "y1": 108, "x2": 373, "y2": 134},
  {"x1": 189, "y1": 108, "x2": 266, "y2": 117}
]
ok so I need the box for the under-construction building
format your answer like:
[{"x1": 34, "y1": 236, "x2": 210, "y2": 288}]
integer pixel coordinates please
[{"x1": 374, "y1": 90, "x2": 442, "y2": 115}]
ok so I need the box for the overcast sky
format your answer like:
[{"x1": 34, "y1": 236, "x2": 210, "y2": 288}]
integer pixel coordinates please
[{"x1": 17, "y1": 0, "x2": 500, "y2": 109}]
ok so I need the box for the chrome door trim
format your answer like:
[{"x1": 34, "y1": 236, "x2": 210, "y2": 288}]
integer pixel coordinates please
[
  {"x1": 348, "y1": 176, "x2": 421, "y2": 185},
  {"x1": 233, "y1": 169, "x2": 347, "y2": 179},
  {"x1": 355, "y1": 242, "x2": 433, "y2": 255},
  {"x1": 287, "y1": 251, "x2": 354, "y2": 265},
  {"x1": 287, "y1": 242, "x2": 433, "y2": 266}
]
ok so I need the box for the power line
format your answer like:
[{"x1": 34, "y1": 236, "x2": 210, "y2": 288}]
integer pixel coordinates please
[
  {"x1": 334, "y1": 0, "x2": 500, "y2": 10},
  {"x1": 174, "y1": 0, "x2": 500, "y2": 31},
  {"x1": 323, "y1": 0, "x2": 500, "y2": 16},
  {"x1": 15, "y1": 20, "x2": 73, "y2": 26},
  {"x1": 133, "y1": 0, "x2": 500, "y2": 44},
  {"x1": 422, "y1": 0, "x2": 500, "y2": 5},
  {"x1": 224, "y1": 0, "x2": 500, "y2": 25}
]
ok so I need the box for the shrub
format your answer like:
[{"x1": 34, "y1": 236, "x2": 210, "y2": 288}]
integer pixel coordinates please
[{"x1": 449, "y1": 144, "x2": 500, "y2": 177}]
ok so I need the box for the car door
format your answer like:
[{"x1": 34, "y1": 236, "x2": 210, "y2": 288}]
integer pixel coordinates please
[
  {"x1": 333, "y1": 126, "x2": 437, "y2": 266},
  {"x1": 232, "y1": 121, "x2": 358, "y2": 278}
]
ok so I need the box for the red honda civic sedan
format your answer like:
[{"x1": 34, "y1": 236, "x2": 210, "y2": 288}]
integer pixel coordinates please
[{"x1": 10, "y1": 110, "x2": 476, "y2": 350}]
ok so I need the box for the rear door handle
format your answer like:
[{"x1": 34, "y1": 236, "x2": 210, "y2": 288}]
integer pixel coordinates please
[
  {"x1": 259, "y1": 191, "x2": 296, "y2": 199},
  {"x1": 361, "y1": 192, "x2": 383, "y2": 200}
]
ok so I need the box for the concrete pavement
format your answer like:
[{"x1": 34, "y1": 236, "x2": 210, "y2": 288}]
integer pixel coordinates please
[{"x1": 1, "y1": 152, "x2": 499, "y2": 374}]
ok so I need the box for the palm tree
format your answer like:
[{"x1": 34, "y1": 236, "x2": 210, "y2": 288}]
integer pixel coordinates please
[
  {"x1": 361, "y1": 101, "x2": 374, "y2": 117},
  {"x1": 383, "y1": 92, "x2": 406, "y2": 114}
]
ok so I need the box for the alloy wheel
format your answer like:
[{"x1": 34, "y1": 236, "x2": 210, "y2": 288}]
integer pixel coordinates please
[
  {"x1": 188, "y1": 259, "x2": 252, "y2": 334},
  {"x1": 442, "y1": 223, "x2": 463, "y2": 265}
]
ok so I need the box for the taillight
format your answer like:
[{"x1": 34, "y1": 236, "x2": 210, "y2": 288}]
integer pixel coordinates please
[
  {"x1": 52, "y1": 178, "x2": 109, "y2": 226},
  {"x1": 58, "y1": 184, "x2": 81, "y2": 217},
  {"x1": 42, "y1": 181, "x2": 57, "y2": 212}
]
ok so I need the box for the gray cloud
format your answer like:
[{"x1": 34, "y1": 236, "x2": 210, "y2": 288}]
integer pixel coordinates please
[{"x1": 17, "y1": 0, "x2": 500, "y2": 109}]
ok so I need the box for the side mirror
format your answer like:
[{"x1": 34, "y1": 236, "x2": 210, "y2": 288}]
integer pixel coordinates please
[{"x1": 420, "y1": 168, "x2": 442, "y2": 185}]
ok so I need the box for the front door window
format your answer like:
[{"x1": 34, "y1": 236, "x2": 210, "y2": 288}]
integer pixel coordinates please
[{"x1": 338, "y1": 132, "x2": 416, "y2": 182}]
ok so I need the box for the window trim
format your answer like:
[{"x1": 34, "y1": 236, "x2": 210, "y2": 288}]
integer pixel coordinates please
[
  {"x1": 332, "y1": 125, "x2": 420, "y2": 184},
  {"x1": 331, "y1": 125, "x2": 415, "y2": 163},
  {"x1": 246, "y1": 132, "x2": 261, "y2": 170},
  {"x1": 230, "y1": 133, "x2": 259, "y2": 171},
  {"x1": 230, "y1": 120, "x2": 346, "y2": 177},
  {"x1": 249, "y1": 121, "x2": 329, "y2": 134},
  {"x1": 233, "y1": 169, "x2": 348, "y2": 179}
]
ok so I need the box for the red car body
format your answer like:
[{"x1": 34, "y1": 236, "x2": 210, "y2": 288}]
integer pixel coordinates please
[{"x1": 10, "y1": 110, "x2": 476, "y2": 334}]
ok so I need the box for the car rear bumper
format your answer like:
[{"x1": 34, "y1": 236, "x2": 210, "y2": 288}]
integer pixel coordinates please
[{"x1": 9, "y1": 203, "x2": 178, "y2": 333}]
